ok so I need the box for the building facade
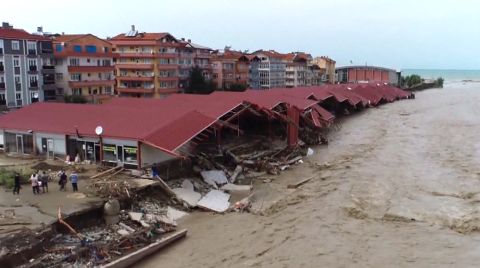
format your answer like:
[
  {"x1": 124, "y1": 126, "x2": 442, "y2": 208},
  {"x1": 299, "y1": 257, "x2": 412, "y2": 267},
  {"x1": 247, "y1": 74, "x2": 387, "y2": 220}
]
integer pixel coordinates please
[
  {"x1": 177, "y1": 38, "x2": 212, "y2": 90},
  {"x1": 312, "y1": 56, "x2": 336, "y2": 84},
  {"x1": 0, "y1": 23, "x2": 55, "y2": 108},
  {"x1": 254, "y1": 50, "x2": 286, "y2": 89},
  {"x1": 111, "y1": 26, "x2": 185, "y2": 98},
  {"x1": 211, "y1": 50, "x2": 250, "y2": 90},
  {"x1": 246, "y1": 55, "x2": 260, "y2": 89},
  {"x1": 284, "y1": 52, "x2": 312, "y2": 88},
  {"x1": 336, "y1": 65, "x2": 400, "y2": 86},
  {"x1": 52, "y1": 34, "x2": 115, "y2": 103}
]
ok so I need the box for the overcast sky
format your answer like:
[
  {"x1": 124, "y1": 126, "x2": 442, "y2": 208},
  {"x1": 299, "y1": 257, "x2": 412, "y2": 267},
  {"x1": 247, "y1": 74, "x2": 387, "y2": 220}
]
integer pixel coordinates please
[{"x1": 4, "y1": 0, "x2": 480, "y2": 70}]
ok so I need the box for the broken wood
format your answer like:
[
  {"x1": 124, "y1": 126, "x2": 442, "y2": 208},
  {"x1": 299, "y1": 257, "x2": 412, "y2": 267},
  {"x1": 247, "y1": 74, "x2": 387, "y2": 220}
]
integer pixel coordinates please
[
  {"x1": 106, "y1": 168, "x2": 125, "y2": 179},
  {"x1": 101, "y1": 229, "x2": 188, "y2": 268},
  {"x1": 229, "y1": 165, "x2": 243, "y2": 183},
  {"x1": 118, "y1": 222, "x2": 136, "y2": 233},
  {"x1": 90, "y1": 166, "x2": 122, "y2": 179},
  {"x1": 154, "y1": 175, "x2": 176, "y2": 197},
  {"x1": 57, "y1": 207, "x2": 83, "y2": 240},
  {"x1": 287, "y1": 174, "x2": 318, "y2": 189}
]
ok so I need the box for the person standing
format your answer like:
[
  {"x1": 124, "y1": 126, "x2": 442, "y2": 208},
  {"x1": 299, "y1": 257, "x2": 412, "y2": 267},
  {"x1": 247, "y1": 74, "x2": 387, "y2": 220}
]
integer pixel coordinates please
[
  {"x1": 59, "y1": 170, "x2": 67, "y2": 191},
  {"x1": 41, "y1": 171, "x2": 49, "y2": 193},
  {"x1": 70, "y1": 171, "x2": 79, "y2": 192},
  {"x1": 13, "y1": 173, "x2": 21, "y2": 195},
  {"x1": 29, "y1": 172, "x2": 39, "y2": 194}
]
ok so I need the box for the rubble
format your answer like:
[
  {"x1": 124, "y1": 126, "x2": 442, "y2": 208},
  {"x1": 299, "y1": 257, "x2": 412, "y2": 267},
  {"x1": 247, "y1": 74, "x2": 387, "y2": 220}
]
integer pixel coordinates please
[{"x1": 197, "y1": 190, "x2": 231, "y2": 213}]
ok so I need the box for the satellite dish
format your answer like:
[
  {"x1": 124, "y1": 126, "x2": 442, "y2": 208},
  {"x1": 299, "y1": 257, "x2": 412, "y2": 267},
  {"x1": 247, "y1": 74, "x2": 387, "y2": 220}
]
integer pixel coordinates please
[
  {"x1": 95, "y1": 126, "x2": 103, "y2": 136},
  {"x1": 33, "y1": 92, "x2": 39, "y2": 98}
]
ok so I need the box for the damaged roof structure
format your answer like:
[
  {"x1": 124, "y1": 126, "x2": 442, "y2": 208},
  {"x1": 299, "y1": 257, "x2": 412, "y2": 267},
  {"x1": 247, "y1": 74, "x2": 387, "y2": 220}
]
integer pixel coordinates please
[{"x1": 0, "y1": 83, "x2": 412, "y2": 168}]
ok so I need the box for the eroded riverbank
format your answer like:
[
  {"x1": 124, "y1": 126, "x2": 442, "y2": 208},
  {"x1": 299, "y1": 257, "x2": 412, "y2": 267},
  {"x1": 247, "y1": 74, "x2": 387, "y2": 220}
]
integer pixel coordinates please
[{"x1": 136, "y1": 83, "x2": 480, "y2": 268}]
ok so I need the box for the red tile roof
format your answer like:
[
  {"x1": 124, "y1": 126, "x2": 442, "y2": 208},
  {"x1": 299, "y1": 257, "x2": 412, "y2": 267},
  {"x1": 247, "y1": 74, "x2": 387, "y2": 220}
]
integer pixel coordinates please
[
  {"x1": 0, "y1": 27, "x2": 50, "y2": 41},
  {"x1": 111, "y1": 32, "x2": 171, "y2": 41}
]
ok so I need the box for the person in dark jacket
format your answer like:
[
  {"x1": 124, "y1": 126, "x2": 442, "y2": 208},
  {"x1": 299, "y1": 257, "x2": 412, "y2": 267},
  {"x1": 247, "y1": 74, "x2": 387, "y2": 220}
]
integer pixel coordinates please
[
  {"x1": 41, "y1": 171, "x2": 49, "y2": 193},
  {"x1": 13, "y1": 173, "x2": 21, "y2": 195},
  {"x1": 59, "y1": 170, "x2": 67, "y2": 191}
]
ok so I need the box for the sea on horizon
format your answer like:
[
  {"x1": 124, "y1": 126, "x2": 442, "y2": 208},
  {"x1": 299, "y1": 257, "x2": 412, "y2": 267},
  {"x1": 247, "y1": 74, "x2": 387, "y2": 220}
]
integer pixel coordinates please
[{"x1": 402, "y1": 69, "x2": 480, "y2": 83}]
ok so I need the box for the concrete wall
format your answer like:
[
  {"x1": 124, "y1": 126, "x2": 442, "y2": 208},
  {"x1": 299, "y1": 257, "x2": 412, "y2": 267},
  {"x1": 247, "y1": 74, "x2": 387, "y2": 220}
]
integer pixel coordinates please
[
  {"x1": 140, "y1": 143, "x2": 177, "y2": 167},
  {"x1": 35, "y1": 132, "x2": 66, "y2": 155}
]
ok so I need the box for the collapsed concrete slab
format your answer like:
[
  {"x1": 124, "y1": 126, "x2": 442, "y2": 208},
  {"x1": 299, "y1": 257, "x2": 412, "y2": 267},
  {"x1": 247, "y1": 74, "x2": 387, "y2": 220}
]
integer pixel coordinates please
[
  {"x1": 201, "y1": 170, "x2": 228, "y2": 188},
  {"x1": 197, "y1": 190, "x2": 231, "y2": 213},
  {"x1": 172, "y1": 188, "x2": 202, "y2": 207}
]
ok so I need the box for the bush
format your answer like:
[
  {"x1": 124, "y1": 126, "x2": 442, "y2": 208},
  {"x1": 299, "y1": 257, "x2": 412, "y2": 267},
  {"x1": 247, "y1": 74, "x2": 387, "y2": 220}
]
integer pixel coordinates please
[
  {"x1": 404, "y1": 74, "x2": 422, "y2": 88},
  {"x1": 435, "y1": 77, "x2": 444, "y2": 88},
  {"x1": 0, "y1": 168, "x2": 29, "y2": 189},
  {"x1": 64, "y1": 95, "x2": 88, "y2": 104}
]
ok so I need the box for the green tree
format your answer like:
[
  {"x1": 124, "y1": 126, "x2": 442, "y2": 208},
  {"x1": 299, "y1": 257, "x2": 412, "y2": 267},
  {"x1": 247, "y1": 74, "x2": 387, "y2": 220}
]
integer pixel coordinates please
[
  {"x1": 185, "y1": 66, "x2": 215, "y2": 94},
  {"x1": 404, "y1": 74, "x2": 422, "y2": 88},
  {"x1": 435, "y1": 77, "x2": 444, "y2": 88},
  {"x1": 64, "y1": 95, "x2": 88, "y2": 104},
  {"x1": 225, "y1": 83, "x2": 247, "y2": 92}
]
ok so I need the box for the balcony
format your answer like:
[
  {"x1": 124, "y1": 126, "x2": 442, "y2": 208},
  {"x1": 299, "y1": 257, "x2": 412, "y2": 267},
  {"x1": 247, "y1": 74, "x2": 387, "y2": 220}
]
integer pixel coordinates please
[
  {"x1": 14, "y1": 67, "x2": 20, "y2": 75},
  {"x1": 117, "y1": 52, "x2": 155, "y2": 58},
  {"x1": 42, "y1": 65, "x2": 55, "y2": 74},
  {"x1": 67, "y1": 66, "x2": 114, "y2": 72},
  {"x1": 68, "y1": 80, "x2": 115, "y2": 88},
  {"x1": 0, "y1": 64, "x2": 4, "y2": 72},
  {"x1": 28, "y1": 49, "x2": 36, "y2": 55},
  {"x1": 29, "y1": 82, "x2": 38, "y2": 88},
  {"x1": 43, "y1": 74, "x2": 55, "y2": 85},
  {"x1": 116, "y1": 63, "x2": 154, "y2": 70},
  {"x1": 15, "y1": 83, "x2": 22, "y2": 91},
  {"x1": 0, "y1": 82, "x2": 5, "y2": 89},
  {"x1": 117, "y1": 76, "x2": 154, "y2": 82},
  {"x1": 157, "y1": 64, "x2": 178, "y2": 70},
  {"x1": 29, "y1": 65, "x2": 38, "y2": 72},
  {"x1": 116, "y1": 87, "x2": 154, "y2": 94}
]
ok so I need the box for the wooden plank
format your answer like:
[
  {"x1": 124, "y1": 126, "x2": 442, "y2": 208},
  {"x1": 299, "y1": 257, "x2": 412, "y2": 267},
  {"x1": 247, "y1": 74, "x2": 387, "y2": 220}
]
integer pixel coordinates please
[
  {"x1": 154, "y1": 175, "x2": 177, "y2": 197},
  {"x1": 287, "y1": 174, "x2": 318, "y2": 189},
  {"x1": 101, "y1": 229, "x2": 188, "y2": 268},
  {"x1": 90, "y1": 166, "x2": 122, "y2": 179}
]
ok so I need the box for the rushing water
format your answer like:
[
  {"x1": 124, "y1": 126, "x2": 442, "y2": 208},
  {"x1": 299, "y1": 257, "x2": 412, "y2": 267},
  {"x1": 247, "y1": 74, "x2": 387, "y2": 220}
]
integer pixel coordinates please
[
  {"x1": 402, "y1": 69, "x2": 480, "y2": 83},
  {"x1": 137, "y1": 81, "x2": 480, "y2": 268}
]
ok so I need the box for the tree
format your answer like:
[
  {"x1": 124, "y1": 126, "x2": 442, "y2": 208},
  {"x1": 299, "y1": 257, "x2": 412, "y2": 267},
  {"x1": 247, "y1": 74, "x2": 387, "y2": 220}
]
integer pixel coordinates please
[
  {"x1": 225, "y1": 83, "x2": 247, "y2": 92},
  {"x1": 404, "y1": 74, "x2": 422, "y2": 88},
  {"x1": 435, "y1": 77, "x2": 444, "y2": 88},
  {"x1": 185, "y1": 66, "x2": 215, "y2": 94},
  {"x1": 64, "y1": 95, "x2": 88, "y2": 104}
]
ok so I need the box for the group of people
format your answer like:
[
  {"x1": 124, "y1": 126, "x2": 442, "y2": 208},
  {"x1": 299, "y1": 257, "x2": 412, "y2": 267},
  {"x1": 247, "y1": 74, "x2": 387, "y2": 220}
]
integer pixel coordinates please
[{"x1": 12, "y1": 170, "x2": 80, "y2": 195}]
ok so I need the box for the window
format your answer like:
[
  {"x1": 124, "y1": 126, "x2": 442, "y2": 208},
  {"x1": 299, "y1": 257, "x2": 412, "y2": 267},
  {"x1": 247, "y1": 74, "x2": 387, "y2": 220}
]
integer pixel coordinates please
[
  {"x1": 55, "y1": 73, "x2": 63, "y2": 81},
  {"x1": 55, "y1": 44, "x2": 63, "y2": 52},
  {"x1": 98, "y1": 73, "x2": 102, "y2": 79},
  {"x1": 85, "y1": 45, "x2": 97, "y2": 53},
  {"x1": 102, "y1": 59, "x2": 111, "y2": 66},
  {"x1": 87, "y1": 58, "x2": 91, "y2": 63},
  {"x1": 103, "y1": 47, "x2": 109, "y2": 53},
  {"x1": 69, "y1": 58, "x2": 80, "y2": 66},
  {"x1": 29, "y1": 75, "x2": 38, "y2": 86},
  {"x1": 12, "y1": 41, "x2": 20, "y2": 50},
  {"x1": 104, "y1": 86, "x2": 112, "y2": 94},
  {"x1": 28, "y1": 59, "x2": 37, "y2": 68},
  {"x1": 72, "y1": 88, "x2": 81, "y2": 95},
  {"x1": 0, "y1": 93, "x2": 5, "y2": 105},
  {"x1": 16, "y1": 93, "x2": 22, "y2": 100},
  {"x1": 27, "y1": 42, "x2": 36, "y2": 52},
  {"x1": 70, "y1": 73, "x2": 81, "y2": 81},
  {"x1": 73, "y1": 45, "x2": 82, "y2": 52},
  {"x1": 30, "y1": 91, "x2": 39, "y2": 103},
  {"x1": 13, "y1": 58, "x2": 20, "y2": 67}
]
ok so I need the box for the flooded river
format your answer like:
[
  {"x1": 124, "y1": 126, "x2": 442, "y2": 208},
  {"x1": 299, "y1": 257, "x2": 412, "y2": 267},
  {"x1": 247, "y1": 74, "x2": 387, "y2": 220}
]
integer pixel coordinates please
[{"x1": 137, "y1": 82, "x2": 480, "y2": 267}]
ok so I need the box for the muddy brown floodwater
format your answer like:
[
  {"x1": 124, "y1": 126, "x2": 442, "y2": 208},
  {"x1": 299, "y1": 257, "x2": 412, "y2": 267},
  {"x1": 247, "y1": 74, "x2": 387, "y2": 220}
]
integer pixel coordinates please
[{"x1": 136, "y1": 82, "x2": 480, "y2": 268}]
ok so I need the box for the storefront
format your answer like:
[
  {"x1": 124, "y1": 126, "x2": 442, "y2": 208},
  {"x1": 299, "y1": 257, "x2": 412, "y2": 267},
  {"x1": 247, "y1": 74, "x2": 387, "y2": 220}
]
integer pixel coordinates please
[{"x1": 4, "y1": 132, "x2": 34, "y2": 154}]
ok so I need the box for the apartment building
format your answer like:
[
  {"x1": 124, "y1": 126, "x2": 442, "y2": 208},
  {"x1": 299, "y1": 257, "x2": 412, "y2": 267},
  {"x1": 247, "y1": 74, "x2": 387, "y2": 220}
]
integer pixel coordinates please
[
  {"x1": 0, "y1": 23, "x2": 55, "y2": 108},
  {"x1": 246, "y1": 54, "x2": 261, "y2": 89},
  {"x1": 253, "y1": 50, "x2": 286, "y2": 89},
  {"x1": 52, "y1": 34, "x2": 115, "y2": 103},
  {"x1": 111, "y1": 26, "x2": 184, "y2": 98},
  {"x1": 312, "y1": 56, "x2": 336, "y2": 84},
  {"x1": 283, "y1": 52, "x2": 312, "y2": 88},
  {"x1": 211, "y1": 49, "x2": 250, "y2": 90},
  {"x1": 178, "y1": 38, "x2": 212, "y2": 90}
]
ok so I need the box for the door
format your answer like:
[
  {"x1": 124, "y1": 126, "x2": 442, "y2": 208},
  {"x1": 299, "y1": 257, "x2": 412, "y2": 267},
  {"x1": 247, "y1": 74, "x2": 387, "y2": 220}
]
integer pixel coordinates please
[
  {"x1": 85, "y1": 142, "x2": 95, "y2": 162},
  {"x1": 47, "y1": 139, "x2": 54, "y2": 158},
  {"x1": 16, "y1": 135, "x2": 23, "y2": 154},
  {"x1": 117, "y1": 145, "x2": 123, "y2": 163}
]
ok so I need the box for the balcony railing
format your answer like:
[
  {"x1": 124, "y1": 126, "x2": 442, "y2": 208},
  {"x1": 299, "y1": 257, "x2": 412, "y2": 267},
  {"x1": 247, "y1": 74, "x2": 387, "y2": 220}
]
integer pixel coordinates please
[
  {"x1": 29, "y1": 65, "x2": 38, "y2": 71},
  {"x1": 14, "y1": 67, "x2": 20, "y2": 75},
  {"x1": 15, "y1": 83, "x2": 22, "y2": 91},
  {"x1": 28, "y1": 49, "x2": 36, "y2": 55},
  {"x1": 29, "y1": 82, "x2": 38, "y2": 88}
]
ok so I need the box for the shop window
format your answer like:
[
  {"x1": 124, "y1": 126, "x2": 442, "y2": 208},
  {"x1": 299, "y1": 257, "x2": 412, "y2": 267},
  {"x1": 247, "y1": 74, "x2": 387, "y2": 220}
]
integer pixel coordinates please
[
  {"x1": 103, "y1": 144, "x2": 117, "y2": 162},
  {"x1": 123, "y1": 146, "x2": 138, "y2": 164}
]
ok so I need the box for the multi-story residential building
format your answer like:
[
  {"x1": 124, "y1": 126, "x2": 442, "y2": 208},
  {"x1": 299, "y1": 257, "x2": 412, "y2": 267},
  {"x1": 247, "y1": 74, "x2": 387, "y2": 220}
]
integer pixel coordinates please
[
  {"x1": 283, "y1": 52, "x2": 312, "y2": 88},
  {"x1": 309, "y1": 64, "x2": 323, "y2": 86},
  {"x1": 111, "y1": 26, "x2": 183, "y2": 98},
  {"x1": 0, "y1": 23, "x2": 55, "y2": 108},
  {"x1": 52, "y1": 34, "x2": 115, "y2": 103},
  {"x1": 253, "y1": 50, "x2": 286, "y2": 89},
  {"x1": 246, "y1": 54, "x2": 261, "y2": 89},
  {"x1": 312, "y1": 56, "x2": 336, "y2": 84},
  {"x1": 178, "y1": 38, "x2": 212, "y2": 90},
  {"x1": 211, "y1": 49, "x2": 250, "y2": 90}
]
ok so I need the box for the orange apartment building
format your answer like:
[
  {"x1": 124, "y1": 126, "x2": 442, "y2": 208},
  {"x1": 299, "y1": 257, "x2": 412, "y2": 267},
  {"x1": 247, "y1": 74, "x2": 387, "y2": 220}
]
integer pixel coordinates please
[
  {"x1": 312, "y1": 56, "x2": 336, "y2": 84},
  {"x1": 110, "y1": 26, "x2": 186, "y2": 98},
  {"x1": 211, "y1": 49, "x2": 249, "y2": 90},
  {"x1": 52, "y1": 34, "x2": 115, "y2": 103}
]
